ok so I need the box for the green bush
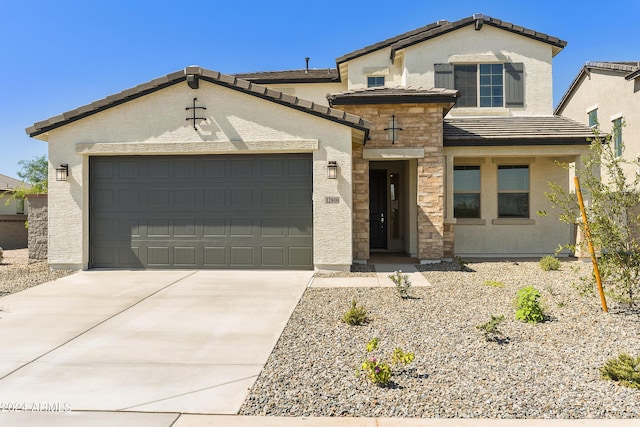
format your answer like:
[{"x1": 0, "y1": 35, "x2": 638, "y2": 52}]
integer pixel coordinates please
[
  {"x1": 358, "y1": 338, "x2": 414, "y2": 386},
  {"x1": 515, "y1": 286, "x2": 546, "y2": 323},
  {"x1": 600, "y1": 353, "x2": 640, "y2": 389},
  {"x1": 342, "y1": 300, "x2": 369, "y2": 326},
  {"x1": 539, "y1": 255, "x2": 561, "y2": 271},
  {"x1": 476, "y1": 314, "x2": 506, "y2": 342}
]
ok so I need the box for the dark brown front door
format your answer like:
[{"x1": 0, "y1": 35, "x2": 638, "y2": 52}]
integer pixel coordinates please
[{"x1": 369, "y1": 169, "x2": 387, "y2": 249}]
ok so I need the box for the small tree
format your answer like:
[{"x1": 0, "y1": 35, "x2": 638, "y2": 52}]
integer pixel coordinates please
[
  {"x1": 545, "y1": 129, "x2": 640, "y2": 307},
  {"x1": 16, "y1": 155, "x2": 48, "y2": 195}
]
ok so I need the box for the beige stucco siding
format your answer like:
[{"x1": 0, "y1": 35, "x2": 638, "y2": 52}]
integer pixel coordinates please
[
  {"x1": 403, "y1": 25, "x2": 553, "y2": 116},
  {"x1": 46, "y1": 81, "x2": 355, "y2": 270},
  {"x1": 347, "y1": 48, "x2": 405, "y2": 90},
  {"x1": 446, "y1": 145, "x2": 589, "y2": 257},
  {"x1": 259, "y1": 82, "x2": 347, "y2": 106},
  {"x1": 559, "y1": 70, "x2": 640, "y2": 182}
]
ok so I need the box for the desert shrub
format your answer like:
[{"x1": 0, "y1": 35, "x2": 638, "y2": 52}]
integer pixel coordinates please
[
  {"x1": 358, "y1": 338, "x2": 414, "y2": 386},
  {"x1": 540, "y1": 255, "x2": 561, "y2": 271},
  {"x1": 476, "y1": 314, "x2": 506, "y2": 342},
  {"x1": 515, "y1": 286, "x2": 546, "y2": 323},
  {"x1": 342, "y1": 300, "x2": 369, "y2": 326},
  {"x1": 388, "y1": 270, "x2": 411, "y2": 298},
  {"x1": 600, "y1": 353, "x2": 640, "y2": 389}
]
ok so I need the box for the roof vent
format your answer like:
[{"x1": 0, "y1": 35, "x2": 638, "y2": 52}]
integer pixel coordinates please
[
  {"x1": 437, "y1": 19, "x2": 448, "y2": 25},
  {"x1": 305, "y1": 57, "x2": 310, "y2": 73}
]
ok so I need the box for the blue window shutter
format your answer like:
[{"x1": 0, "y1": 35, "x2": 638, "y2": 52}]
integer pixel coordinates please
[
  {"x1": 504, "y1": 63, "x2": 524, "y2": 107},
  {"x1": 434, "y1": 63, "x2": 454, "y2": 89}
]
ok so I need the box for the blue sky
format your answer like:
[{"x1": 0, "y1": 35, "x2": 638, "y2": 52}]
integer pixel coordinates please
[{"x1": 1, "y1": 0, "x2": 638, "y2": 177}]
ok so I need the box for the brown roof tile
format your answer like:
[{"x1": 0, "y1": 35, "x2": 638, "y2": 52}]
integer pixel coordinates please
[
  {"x1": 444, "y1": 116, "x2": 597, "y2": 146},
  {"x1": 234, "y1": 69, "x2": 339, "y2": 84},
  {"x1": 337, "y1": 15, "x2": 567, "y2": 66},
  {"x1": 26, "y1": 67, "x2": 370, "y2": 138},
  {"x1": 327, "y1": 87, "x2": 458, "y2": 110}
]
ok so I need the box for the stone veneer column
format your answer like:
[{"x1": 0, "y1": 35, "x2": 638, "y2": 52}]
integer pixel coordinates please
[
  {"x1": 26, "y1": 194, "x2": 48, "y2": 262},
  {"x1": 352, "y1": 142, "x2": 369, "y2": 261},
  {"x1": 340, "y1": 103, "x2": 451, "y2": 262}
]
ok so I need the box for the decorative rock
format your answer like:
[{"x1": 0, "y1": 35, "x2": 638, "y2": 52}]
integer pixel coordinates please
[{"x1": 240, "y1": 261, "x2": 640, "y2": 418}]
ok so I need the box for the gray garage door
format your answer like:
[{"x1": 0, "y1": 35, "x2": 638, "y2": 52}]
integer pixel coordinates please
[{"x1": 89, "y1": 154, "x2": 313, "y2": 269}]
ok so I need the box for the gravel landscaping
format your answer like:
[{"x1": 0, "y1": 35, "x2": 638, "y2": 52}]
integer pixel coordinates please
[
  {"x1": 241, "y1": 260, "x2": 640, "y2": 418},
  {"x1": 0, "y1": 249, "x2": 75, "y2": 297}
]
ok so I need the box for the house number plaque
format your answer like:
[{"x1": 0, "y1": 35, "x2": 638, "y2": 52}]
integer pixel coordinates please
[{"x1": 325, "y1": 196, "x2": 340, "y2": 204}]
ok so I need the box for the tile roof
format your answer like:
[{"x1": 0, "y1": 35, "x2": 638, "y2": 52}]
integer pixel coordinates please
[
  {"x1": 234, "y1": 68, "x2": 339, "y2": 84},
  {"x1": 336, "y1": 14, "x2": 567, "y2": 66},
  {"x1": 327, "y1": 87, "x2": 458, "y2": 111},
  {"x1": 555, "y1": 61, "x2": 640, "y2": 114},
  {"x1": 26, "y1": 66, "x2": 370, "y2": 139},
  {"x1": 444, "y1": 116, "x2": 597, "y2": 146},
  {"x1": 0, "y1": 174, "x2": 30, "y2": 192}
]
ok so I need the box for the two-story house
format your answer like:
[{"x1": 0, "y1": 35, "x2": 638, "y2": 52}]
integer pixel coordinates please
[
  {"x1": 26, "y1": 14, "x2": 594, "y2": 271},
  {"x1": 555, "y1": 61, "x2": 640, "y2": 183}
]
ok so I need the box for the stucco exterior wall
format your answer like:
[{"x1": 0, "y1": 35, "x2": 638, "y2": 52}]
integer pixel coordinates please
[
  {"x1": 446, "y1": 146, "x2": 589, "y2": 257},
  {"x1": 339, "y1": 25, "x2": 554, "y2": 116},
  {"x1": 403, "y1": 25, "x2": 554, "y2": 116},
  {"x1": 0, "y1": 193, "x2": 26, "y2": 215},
  {"x1": 259, "y1": 82, "x2": 346, "y2": 106},
  {"x1": 347, "y1": 48, "x2": 405, "y2": 90},
  {"x1": 558, "y1": 70, "x2": 640, "y2": 182},
  {"x1": 45, "y1": 80, "x2": 355, "y2": 270}
]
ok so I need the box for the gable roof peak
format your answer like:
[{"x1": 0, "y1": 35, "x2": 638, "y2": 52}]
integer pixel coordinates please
[
  {"x1": 336, "y1": 14, "x2": 567, "y2": 67},
  {"x1": 26, "y1": 66, "x2": 370, "y2": 139}
]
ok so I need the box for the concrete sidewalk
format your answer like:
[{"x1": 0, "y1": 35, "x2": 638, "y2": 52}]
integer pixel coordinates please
[
  {"x1": 311, "y1": 262, "x2": 431, "y2": 288},
  {"x1": 0, "y1": 412, "x2": 635, "y2": 426}
]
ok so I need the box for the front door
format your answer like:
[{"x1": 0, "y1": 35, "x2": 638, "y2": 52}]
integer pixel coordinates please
[{"x1": 369, "y1": 169, "x2": 387, "y2": 249}]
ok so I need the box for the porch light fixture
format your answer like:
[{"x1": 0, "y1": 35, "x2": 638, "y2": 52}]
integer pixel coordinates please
[
  {"x1": 55, "y1": 164, "x2": 69, "y2": 181},
  {"x1": 327, "y1": 161, "x2": 338, "y2": 179}
]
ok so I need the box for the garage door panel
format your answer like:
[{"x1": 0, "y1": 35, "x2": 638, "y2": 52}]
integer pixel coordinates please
[
  {"x1": 147, "y1": 246, "x2": 170, "y2": 266},
  {"x1": 174, "y1": 247, "x2": 197, "y2": 266},
  {"x1": 203, "y1": 218, "x2": 226, "y2": 237},
  {"x1": 90, "y1": 155, "x2": 312, "y2": 269},
  {"x1": 289, "y1": 247, "x2": 313, "y2": 267},
  {"x1": 204, "y1": 247, "x2": 227, "y2": 266},
  {"x1": 230, "y1": 247, "x2": 254, "y2": 266}
]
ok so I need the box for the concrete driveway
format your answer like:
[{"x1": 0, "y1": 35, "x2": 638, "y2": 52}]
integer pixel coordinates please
[{"x1": 0, "y1": 269, "x2": 312, "y2": 414}]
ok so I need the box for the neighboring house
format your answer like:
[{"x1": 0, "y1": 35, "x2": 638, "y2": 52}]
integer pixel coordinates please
[
  {"x1": 26, "y1": 14, "x2": 594, "y2": 271},
  {"x1": 0, "y1": 174, "x2": 30, "y2": 249},
  {"x1": 555, "y1": 61, "x2": 640, "y2": 183},
  {"x1": 0, "y1": 174, "x2": 29, "y2": 215}
]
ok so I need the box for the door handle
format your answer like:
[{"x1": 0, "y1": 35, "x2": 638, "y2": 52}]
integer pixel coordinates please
[{"x1": 380, "y1": 213, "x2": 384, "y2": 224}]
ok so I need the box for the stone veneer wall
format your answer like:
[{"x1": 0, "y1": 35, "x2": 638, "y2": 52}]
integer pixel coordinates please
[
  {"x1": 26, "y1": 194, "x2": 47, "y2": 262},
  {"x1": 341, "y1": 103, "x2": 453, "y2": 261}
]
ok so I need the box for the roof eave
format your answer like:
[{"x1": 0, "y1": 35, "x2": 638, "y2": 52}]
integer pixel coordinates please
[{"x1": 444, "y1": 137, "x2": 593, "y2": 147}]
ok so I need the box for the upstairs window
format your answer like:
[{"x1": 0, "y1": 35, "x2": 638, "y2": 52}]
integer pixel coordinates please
[
  {"x1": 435, "y1": 62, "x2": 524, "y2": 108},
  {"x1": 612, "y1": 117, "x2": 623, "y2": 157},
  {"x1": 454, "y1": 64, "x2": 504, "y2": 107},
  {"x1": 498, "y1": 165, "x2": 529, "y2": 218},
  {"x1": 454, "y1": 166, "x2": 481, "y2": 218},
  {"x1": 367, "y1": 76, "x2": 385, "y2": 88},
  {"x1": 588, "y1": 108, "x2": 598, "y2": 128}
]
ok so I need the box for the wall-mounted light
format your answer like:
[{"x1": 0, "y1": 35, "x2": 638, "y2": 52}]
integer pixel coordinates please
[
  {"x1": 327, "y1": 161, "x2": 338, "y2": 179},
  {"x1": 55, "y1": 164, "x2": 69, "y2": 181}
]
